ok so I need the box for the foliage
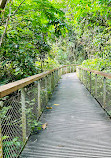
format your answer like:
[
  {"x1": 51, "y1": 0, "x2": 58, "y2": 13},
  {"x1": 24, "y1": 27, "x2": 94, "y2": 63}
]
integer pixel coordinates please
[
  {"x1": 52, "y1": 0, "x2": 111, "y2": 66},
  {"x1": 0, "y1": 0, "x2": 66, "y2": 85},
  {"x1": 0, "y1": 0, "x2": 111, "y2": 85},
  {"x1": 3, "y1": 137, "x2": 22, "y2": 158},
  {"x1": 82, "y1": 58, "x2": 111, "y2": 73}
]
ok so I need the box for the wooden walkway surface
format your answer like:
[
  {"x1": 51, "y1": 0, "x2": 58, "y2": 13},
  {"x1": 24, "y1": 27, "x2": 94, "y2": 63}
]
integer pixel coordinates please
[{"x1": 20, "y1": 73, "x2": 111, "y2": 158}]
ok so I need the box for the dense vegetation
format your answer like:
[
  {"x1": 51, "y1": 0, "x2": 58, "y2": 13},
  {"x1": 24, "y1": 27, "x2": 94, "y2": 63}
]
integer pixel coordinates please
[{"x1": 0, "y1": 0, "x2": 111, "y2": 85}]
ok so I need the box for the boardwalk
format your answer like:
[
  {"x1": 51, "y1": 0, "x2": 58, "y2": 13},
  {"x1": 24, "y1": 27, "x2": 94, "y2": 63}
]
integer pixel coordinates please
[{"x1": 20, "y1": 73, "x2": 111, "y2": 158}]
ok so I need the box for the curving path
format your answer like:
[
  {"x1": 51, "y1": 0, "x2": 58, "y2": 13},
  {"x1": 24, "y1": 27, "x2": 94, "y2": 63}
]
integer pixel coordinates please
[{"x1": 20, "y1": 73, "x2": 111, "y2": 158}]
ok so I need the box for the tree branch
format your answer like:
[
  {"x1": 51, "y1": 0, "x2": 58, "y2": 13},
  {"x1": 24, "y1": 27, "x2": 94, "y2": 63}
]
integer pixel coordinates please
[
  {"x1": 11, "y1": 0, "x2": 26, "y2": 16},
  {"x1": 0, "y1": 5, "x2": 11, "y2": 47},
  {"x1": 0, "y1": 0, "x2": 26, "y2": 47}
]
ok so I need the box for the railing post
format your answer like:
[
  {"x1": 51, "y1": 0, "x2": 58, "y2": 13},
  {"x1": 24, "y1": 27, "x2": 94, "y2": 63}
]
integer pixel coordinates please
[
  {"x1": 95, "y1": 74, "x2": 97, "y2": 98},
  {"x1": 103, "y1": 77, "x2": 106, "y2": 108},
  {"x1": 38, "y1": 80, "x2": 41, "y2": 116},
  {"x1": 21, "y1": 88, "x2": 26, "y2": 143},
  {"x1": 0, "y1": 102, "x2": 3, "y2": 158},
  {"x1": 90, "y1": 72, "x2": 92, "y2": 93},
  {"x1": 45, "y1": 76, "x2": 48, "y2": 104}
]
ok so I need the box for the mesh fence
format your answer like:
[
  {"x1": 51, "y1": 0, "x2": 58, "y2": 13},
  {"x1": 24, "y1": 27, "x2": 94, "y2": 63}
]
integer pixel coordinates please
[
  {"x1": 62, "y1": 65, "x2": 76, "y2": 74},
  {"x1": 77, "y1": 68, "x2": 111, "y2": 116},
  {"x1": 105, "y1": 78, "x2": 111, "y2": 115},
  {"x1": 1, "y1": 92, "x2": 23, "y2": 158},
  {"x1": 0, "y1": 66, "x2": 77, "y2": 158}
]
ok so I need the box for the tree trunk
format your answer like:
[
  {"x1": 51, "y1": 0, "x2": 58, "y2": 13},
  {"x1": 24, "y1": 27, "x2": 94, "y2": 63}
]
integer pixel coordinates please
[{"x1": 0, "y1": 0, "x2": 8, "y2": 9}]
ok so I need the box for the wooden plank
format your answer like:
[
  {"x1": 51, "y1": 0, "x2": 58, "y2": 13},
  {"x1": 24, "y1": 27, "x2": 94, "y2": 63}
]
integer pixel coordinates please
[
  {"x1": 0, "y1": 65, "x2": 78, "y2": 98},
  {"x1": 0, "y1": 70, "x2": 54, "y2": 98}
]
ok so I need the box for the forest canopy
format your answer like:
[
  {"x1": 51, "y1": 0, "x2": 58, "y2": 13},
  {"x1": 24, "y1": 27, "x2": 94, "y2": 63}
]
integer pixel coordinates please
[{"x1": 0, "y1": 0, "x2": 111, "y2": 85}]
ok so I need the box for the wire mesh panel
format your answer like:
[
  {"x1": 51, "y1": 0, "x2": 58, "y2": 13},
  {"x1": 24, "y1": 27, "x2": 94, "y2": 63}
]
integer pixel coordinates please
[
  {"x1": 62, "y1": 65, "x2": 76, "y2": 75},
  {"x1": 85, "y1": 71, "x2": 90, "y2": 91},
  {"x1": 0, "y1": 65, "x2": 78, "y2": 158},
  {"x1": 90, "y1": 73, "x2": 95, "y2": 96},
  {"x1": 25, "y1": 82, "x2": 38, "y2": 136},
  {"x1": 96, "y1": 75, "x2": 103, "y2": 106},
  {"x1": 62, "y1": 67, "x2": 66, "y2": 74},
  {"x1": 47, "y1": 75, "x2": 52, "y2": 101},
  {"x1": 77, "y1": 67, "x2": 111, "y2": 117},
  {"x1": 1, "y1": 92, "x2": 23, "y2": 158},
  {"x1": 105, "y1": 78, "x2": 111, "y2": 115},
  {"x1": 73, "y1": 65, "x2": 76, "y2": 72},
  {"x1": 51, "y1": 72, "x2": 55, "y2": 91},
  {"x1": 40, "y1": 78, "x2": 46, "y2": 111},
  {"x1": 67, "y1": 66, "x2": 70, "y2": 73}
]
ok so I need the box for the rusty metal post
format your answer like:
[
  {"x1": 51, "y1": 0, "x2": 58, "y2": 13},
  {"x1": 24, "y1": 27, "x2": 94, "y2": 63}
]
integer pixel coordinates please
[
  {"x1": 38, "y1": 80, "x2": 41, "y2": 116},
  {"x1": 95, "y1": 74, "x2": 97, "y2": 98},
  {"x1": 103, "y1": 77, "x2": 106, "y2": 108},
  {"x1": 21, "y1": 88, "x2": 26, "y2": 143},
  {"x1": 0, "y1": 102, "x2": 3, "y2": 158}
]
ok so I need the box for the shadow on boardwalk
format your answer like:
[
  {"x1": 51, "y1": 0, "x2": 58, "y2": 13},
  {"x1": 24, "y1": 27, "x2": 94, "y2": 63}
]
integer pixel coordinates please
[{"x1": 20, "y1": 73, "x2": 111, "y2": 158}]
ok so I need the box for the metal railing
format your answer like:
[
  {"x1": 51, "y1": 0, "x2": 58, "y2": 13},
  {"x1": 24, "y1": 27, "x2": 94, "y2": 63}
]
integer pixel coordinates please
[
  {"x1": 76, "y1": 66, "x2": 111, "y2": 116},
  {"x1": 0, "y1": 65, "x2": 77, "y2": 158}
]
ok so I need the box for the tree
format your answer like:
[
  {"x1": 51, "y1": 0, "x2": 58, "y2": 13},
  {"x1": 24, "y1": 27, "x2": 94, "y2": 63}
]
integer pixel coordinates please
[
  {"x1": 0, "y1": 0, "x2": 8, "y2": 9},
  {"x1": 0, "y1": 0, "x2": 67, "y2": 84}
]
